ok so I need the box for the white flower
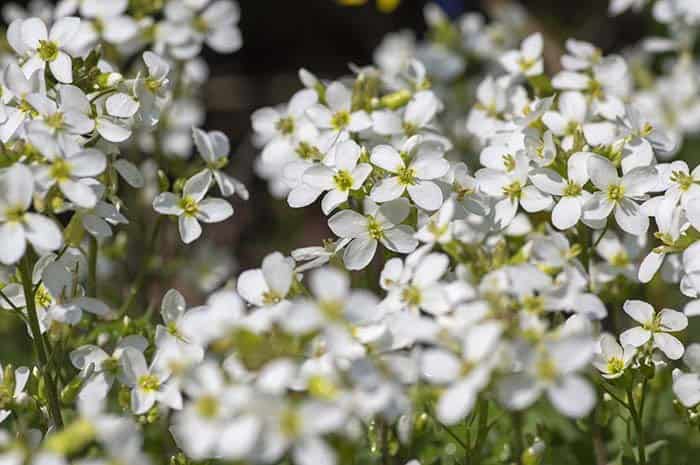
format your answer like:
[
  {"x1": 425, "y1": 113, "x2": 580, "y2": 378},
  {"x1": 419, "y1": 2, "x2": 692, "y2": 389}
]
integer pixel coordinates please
[
  {"x1": 672, "y1": 343, "x2": 700, "y2": 407},
  {"x1": 297, "y1": 140, "x2": 372, "y2": 214},
  {"x1": 582, "y1": 154, "x2": 657, "y2": 235},
  {"x1": 306, "y1": 82, "x2": 371, "y2": 137},
  {"x1": 371, "y1": 90, "x2": 441, "y2": 137},
  {"x1": 619, "y1": 300, "x2": 687, "y2": 360},
  {"x1": 477, "y1": 153, "x2": 553, "y2": 229},
  {"x1": 70, "y1": 335, "x2": 148, "y2": 401},
  {"x1": 328, "y1": 198, "x2": 418, "y2": 270},
  {"x1": 153, "y1": 170, "x2": 234, "y2": 244},
  {"x1": 542, "y1": 91, "x2": 587, "y2": 152},
  {"x1": 370, "y1": 136, "x2": 449, "y2": 211},
  {"x1": 592, "y1": 334, "x2": 635, "y2": 379},
  {"x1": 12, "y1": 16, "x2": 81, "y2": 83},
  {"x1": 119, "y1": 347, "x2": 182, "y2": 415},
  {"x1": 497, "y1": 335, "x2": 596, "y2": 418},
  {"x1": 237, "y1": 251, "x2": 295, "y2": 307},
  {"x1": 381, "y1": 252, "x2": 452, "y2": 315},
  {"x1": 529, "y1": 151, "x2": 592, "y2": 230},
  {"x1": 192, "y1": 127, "x2": 248, "y2": 199},
  {"x1": 499, "y1": 33, "x2": 543, "y2": 77},
  {"x1": 31, "y1": 130, "x2": 107, "y2": 208},
  {"x1": 423, "y1": 322, "x2": 502, "y2": 424},
  {"x1": 0, "y1": 163, "x2": 62, "y2": 264}
]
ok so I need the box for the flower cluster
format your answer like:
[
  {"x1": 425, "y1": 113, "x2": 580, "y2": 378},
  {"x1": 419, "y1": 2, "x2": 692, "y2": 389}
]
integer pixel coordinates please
[{"x1": 4, "y1": 2, "x2": 700, "y2": 465}]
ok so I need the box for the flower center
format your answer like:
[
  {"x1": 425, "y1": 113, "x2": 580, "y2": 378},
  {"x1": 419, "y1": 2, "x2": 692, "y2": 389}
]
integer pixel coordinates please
[
  {"x1": 523, "y1": 295, "x2": 544, "y2": 315},
  {"x1": 192, "y1": 16, "x2": 209, "y2": 33},
  {"x1": 331, "y1": 111, "x2": 350, "y2": 131},
  {"x1": 502, "y1": 181, "x2": 522, "y2": 200},
  {"x1": 179, "y1": 196, "x2": 199, "y2": 216},
  {"x1": 138, "y1": 374, "x2": 160, "y2": 392},
  {"x1": 670, "y1": 170, "x2": 694, "y2": 192},
  {"x1": 35, "y1": 285, "x2": 52, "y2": 308},
  {"x1": 536, "y1": 356, "x2": 557, "y2": 382},
  {"x1": 563, "y1": 181, "x2": 582, "y2": 197},
  {"x1": 38, "y1": 40, "x2": 59, "y2": 62},
  {"x1": 296, "y1": 141, "x2": 322, "y2": 161},
  {"x1": 280, "y1": 408, "x2": 301, "y2": 438},
  {"x1": 50, "y1": 158, "x2": 72, "y2": 182},
  {"x1": 606, "y1": 184, "x2": 625, "y2": 202},
  {"x1": 402, "y1": 121, "x2": 417, "y2": 136},
  {"x1": 319, "y1": 299, "x2": 343, "y2": 320},
  {"x1": 5, "y1": 205, "x2": 25, "y2": 223},
  {"x1": 366, "y1": 216, "x2": 384, "y2": 240},
  {"x1": 610, "y1": 251, "x2": 629, "y2": 267},
  {"x1": 276, "y1": 116, "x2": 295, "y2": 136},
  {"x1": 397, "y1": 165, "x2": 417, "y2": 186},
  {"x1": 46, "y1": 112, "x2": 64, "y2": 130},
  {"x1": 333, "y1": 170, "x2": 354, "y2": 192},
  {"x1": 195, "y1": 395, "x2": 220, "y2": 419},
  {"x1": 262, "y1": 290, "x2": 282, "y2": 305},
  {"x1": 401, "y1": 285, "x2": 422, "y2": 307},
  {"x1": 307, "y1": 375, "x2": 338, "y2": 399},
  {"x1": 101, "y1": 357, "x2": 119, "y2": 374},
  {"x1": 606, "y1": 357, "x2": 625, "y2": 375},
  {"x1": 145, "y1": 77, "x2": 161, "y2": 93},
  {"x1": 503, "y1": 154, "x2": 516, "y2": 172}
]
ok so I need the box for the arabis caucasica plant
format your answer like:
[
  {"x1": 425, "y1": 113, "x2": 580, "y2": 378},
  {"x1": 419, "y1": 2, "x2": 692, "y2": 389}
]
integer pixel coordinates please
[{"x1": 5, "y1": 2, "x2": 700, "y2": 465}]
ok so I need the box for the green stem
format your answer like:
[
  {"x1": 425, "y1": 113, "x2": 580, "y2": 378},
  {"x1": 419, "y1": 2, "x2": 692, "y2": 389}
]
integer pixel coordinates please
[
  {"x1": 512, "y1": 411, "x2": 524, "y2": 463},
  {"x1": 87, "y1": 236, "x2": 98, "y2": 297},
  {"x1": 118, "y1": 217, "x2": 162, "y2": 316},
  {"x1": 472, "y1": 398, "x2": 489, "y2": 465},
  {"x1": 19, "y1": 255, "x2": 63, "y2": 428},
  {"x1": 627, "y1": 387, "x2": 646, "y2": 465}
]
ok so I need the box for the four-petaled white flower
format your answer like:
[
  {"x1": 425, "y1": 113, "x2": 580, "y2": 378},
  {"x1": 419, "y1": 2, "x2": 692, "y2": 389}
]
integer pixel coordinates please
[{"x1": 620, "y1": 300, "x2": 687, "y2": 360}]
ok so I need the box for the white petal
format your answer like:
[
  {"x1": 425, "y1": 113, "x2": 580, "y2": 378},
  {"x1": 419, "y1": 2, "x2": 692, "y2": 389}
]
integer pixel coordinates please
[
  {"x1": 24, "y1": 213, "x2": 62, "y2": 252},
  {"x1": 620, "y1": 327, "x2": 651, "y2": 347},
  {"x1": 614, "y1": 199, "x2": 648, "y2": 235},
  {"x1": 552, "y1": 197, "x2": 581, "y2": 230},
  {"x1": 653, "y1": 333, "x2": 685, "y2": 360},
  {"x1": 197, "y1": 198, "x2": 233, "y2": 223},
  {"x1": 659, "y1": 309, "x2": 688, "y2": 332},
  {"x1": 623, "y1": 300, "x2": 655, "y2": 324},
  {"x1": 407, "y1": 181, "x2": 443, "y2": 211},
  {"x1": 60, "y1": 179, "x2": 97, "y2": 208},
  {"x1": 178, "y1": 215, "x2": 202, "y2": 244},
  {"x1": 547, "y1": 375, "x2": 595, "y2": 418},
  {"x1": 49, "y1": 51, "x2": 73, "y2": 83},
  {"x1": 0, "y1": 222, "x2": 25, "y2": 264},
  {"x1": 343, "y1": 238, "x2": 377, "y2": 270}
]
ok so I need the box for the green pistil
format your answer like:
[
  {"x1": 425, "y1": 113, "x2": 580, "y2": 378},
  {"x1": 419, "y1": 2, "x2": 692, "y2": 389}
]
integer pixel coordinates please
[
  {"x1": 397, "y1": 165, "x2": 417, "y2": 186},
  {"x1": 610, "y1": 251, "x2": 629, "y2": 267},
  {"x1": 606, "y1": 357, "x2": 625, "y2": 375},
  {"x1": 280, "y1": 408, "x2": 301, "y2": 438},
  {"x1": 196, "y1": 395, "x2": 219, "y2": 419},
  {"x1": 502, "y1": 181, "x2": 522, "y2": 200},
  {"x1": 179, "y1": 196, "x2": 198, "y2": 216},
  {"x1": 145, "y1": 77, "x2": 161, "y2": 93},
  {"x1": 262, "y1": 290, "x2": 282, "y2": 305},
  {"x1": 46, "y1": 112, "x2": 64, "y2": 130},
  {"x1": 192, "y1": 16, "x2": 209, "y2": 34},
  {"x1": 503, "y1": 154, "x2": 516, "y2": 172},
  {"x1": 331, "y1": 111, "x2": 350, "y2": 131},
  {"x1": 333, "y1": 170, "x2": 353, "y2": 192},
  {"x1": 50, "y1": 158, "x2": 71, "y2": 182},
  {"x1": 606, "y1": 184, "x2": 625, "y2": 202},
  {"x1": 35, "y1": 285, "x2": 52, "y2": 309},
  {"x1": 402, "y1": 121, "x2": 417, "y2": 136},
  {"x1": 319, "y1": 299, "x2": 343, "y2": 320},
  {"x1": 276, "y1": 116, "x2": 295, "y2": 136},
  {"x1": 518, "y1": 57, "x2": 536, "y2": 71},
  {"x1": 401, "y1": 285, "x2": 421, "y2": 307},
  {"x1": 366, "y1": 216, "x2": 383, "y2": 240},
  {"x1": 18, "y1": 99, "x2": 38, "y2": 117},
  {"x1": 563, "y1": 181, "x2": 582, "y2": 197},
  {"x1": 536, "y1": 356, "x2": 557, "y2": 382},
  {"x1": 670, "y1": 170, "x2": 694, "y2": 191},
  {"x1": 5, "y1": 206, "x2": 25, "y2": 223},
  {"x1": 101, "y1": 357, "x2": 119, "y2": 374},
  {"x1": 523, "y1": 295, "x2": 544, "y2": 315},
  {"x1": 296, "y1": 141, "x2": 322, "y2": 161},
  {"x1": 138, "y1": 374, "x2": 160, "y2": 392},
  {"x1": 37, "y1": 40, "x2": 59, "y2": 62}
]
